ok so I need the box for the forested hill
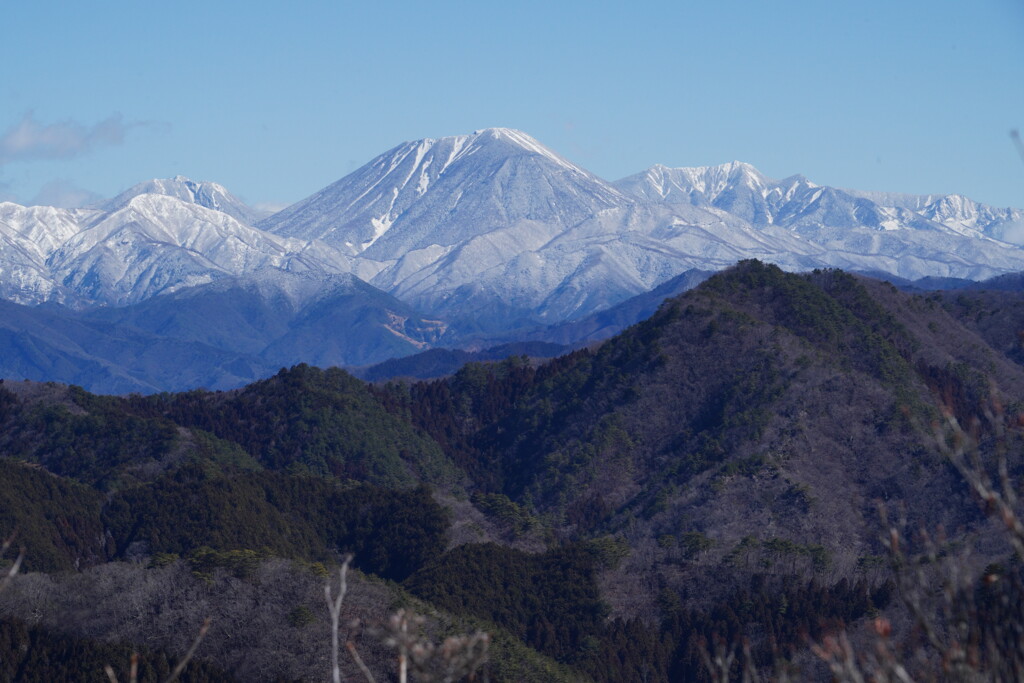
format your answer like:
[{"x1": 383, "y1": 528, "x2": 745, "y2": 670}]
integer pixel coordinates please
[{"x1": 2, "y1": 260, "x2": 1023, "y2": 681}]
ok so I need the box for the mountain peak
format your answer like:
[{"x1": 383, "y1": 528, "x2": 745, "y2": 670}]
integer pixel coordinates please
[
  {"x1": 696, "y1": 160, "x2": 768, "y2": 184},
  {"x1": 615, "y1": 160, "x2": 769, "y2": 204},
  {"x1": 408, "y1": 127, "x2": 586, "y2": 175},
  {"x1": 168, "y1": 174, "x2": 221, "y2": 191},
  {"x1": 100, "y1": 176, "x2": 268, "y2": 225},
  {"x1": 259, "y1": 128, "x2": 628, "y2": 259},
  {"x1": 472, "y1": 126, "x2": 524, "y2": 137}
]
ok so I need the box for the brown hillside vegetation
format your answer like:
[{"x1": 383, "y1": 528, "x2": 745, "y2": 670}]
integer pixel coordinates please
[{"x1": 1, "y1": 260, "x2": 1023, "y2": 680}]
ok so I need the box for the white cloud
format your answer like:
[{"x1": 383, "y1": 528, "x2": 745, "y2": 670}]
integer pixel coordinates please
[
  {"x1": 993, "y1": 219, "x2": 1024, "y2": 246},
  {"x1": 0, "y1": 112, "x2": 131, "y2": 165},
  {"x1": 253, "y1": 201, "x2": 290, "y2": 215}
]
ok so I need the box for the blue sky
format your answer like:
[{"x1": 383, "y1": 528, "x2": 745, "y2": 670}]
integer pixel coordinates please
[{"x1": 2, "y1": 0, "x2": 1023, "y2": 210}]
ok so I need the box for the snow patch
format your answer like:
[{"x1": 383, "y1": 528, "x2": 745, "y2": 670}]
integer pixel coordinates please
[{"x1": 417, "y1": 157, "x2": 433, "y2": 195}]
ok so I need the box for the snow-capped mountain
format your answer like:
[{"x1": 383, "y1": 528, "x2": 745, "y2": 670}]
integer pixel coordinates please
[
  {"x1": 0, "y1": 203, "x2": 99, "y2": 304},
  {"x1": 615, "y1": 161, "x2": 777, "y2": 222},
  {"x1": 259, "y1": 132, "x2": 1024, "y2": 326},
  {"x1": 4, "y1": 130, "x2": 1024, "y2": 391},
  {"x1": 615, "y1": 161, "x2": 1024, "y2": 243},
  {"x1": 258, "y1": 128, "x2": 630, "y2": 260},
  {"x1": 52, "y1": 194, "x2": 351, "y2": 305},
  {"x1": 614, "y1": 162, "x2": 1024, "y2": 280},
  {"x1": 100, "y1": 175, "x2": 271, "y2": 226},
  {"x1": 843, "y1": 189, "x2": 1024, "y2": 244},
  {"x1": 8, "y1": 135, "x2": 1022, "y2": 324},
  {"x1": 0, "y1": 179, "x2": 353, "y2": 307},
  {"x1": 260, "y1": 130, "x2": 823, "y2": 325}
]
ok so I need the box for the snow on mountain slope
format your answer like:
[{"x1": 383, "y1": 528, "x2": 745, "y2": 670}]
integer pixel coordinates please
[
  {"x1": 0, "y1": 231, "x2": 65, "y2": 304},
  {"x1": 617, "y1": 162, "x2": 1024, "y2": 241},
  {"x1": 616, "y1": 162, "x2": 892, "y2": 231},
  {"x1": 256, "y1": 133, "x2": 1024, "y2": 326},
  {"x1": 0, "y1": 203, "x2": 92, "y2": 256},
  {"x1": 258, "y1": 128, "x2": 631, "y2": 259},
  {"x1": 616, "y1": 162, "x2": 1024, "y2": 279},
  {"x1": 365, "y1": 201, "x2": 829, "y2": 327},
  {"x1": 850, "y1": 190, "x2": 1024, "y2": 244},
  {"x1": 0, "y1": 183, "x2": 353, "y2": 307},
  {"x1": 0, "y1": 203, "x2": 98, "y2": 304},
  {"x1": 616, "y1": 162, "x2": 770, "y2": 214},
  {"x1": 101, "y1": 175, "x2": 270, "y2": 225},
  {"x1": 47, "y1": 194, "x2": 351, "y2": 305},
  {"x1": 261, "y1": 131, "x2": 831, "y2": 323},
  {"x1": 4, "y1": 130, "x2": 1024, "y2": 339}
]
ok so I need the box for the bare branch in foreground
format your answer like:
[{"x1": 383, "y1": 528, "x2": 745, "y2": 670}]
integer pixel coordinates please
[
  {"x1": 325, "y1": 554, "x2": 353, "y2": 683},
  {"x1": 104, "y1": 618, "x2": 210, "y2": 683},
  {"x1": 166, "y1": 617, "x2": 212, "y2": 683},
  {"x1": 0, "y1": 531, "x2": 24, "y2": 592},
  {"x1": 347, "y1": 640, "x2": 378, "y2": 683}
]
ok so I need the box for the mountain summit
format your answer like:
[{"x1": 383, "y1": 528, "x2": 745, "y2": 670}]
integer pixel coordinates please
[
  {"x1": 258, "y1": 128, "x2": 630, "y2": 259},
  {"x1": 100, "y1": 176, "x2": 270, "y2": 225}
]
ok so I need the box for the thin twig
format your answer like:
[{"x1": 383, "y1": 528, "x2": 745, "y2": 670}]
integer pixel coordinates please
[
  {"x1": 1, "y1": 550, "x2": 22, "y2": 587},
  {"x1": 0, "y1": 531, "x2": 23, "y2": 592},
  {"x1": 347, "y1": 640, "x2": 378, "y2": 683},
  {"x1": 325, "y1": 555, "x2": 352, "y2": 683},
  {"x1": 165, "y1": 617, "x2": 211, "y2": 683}
]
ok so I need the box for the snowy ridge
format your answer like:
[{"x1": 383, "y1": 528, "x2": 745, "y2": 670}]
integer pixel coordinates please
[
  {"x1": 486, "y1": 128, "x2": 585, "y2": 173},
  {"x1": 3, "y1": 130, "x2": 1024, "y2": 335},
  {"x1": 616, "y1": 162, "x2": 1024, "y2": 246},
  {"x1": 0, "y1": 203, "x2": 100, "y2": 304},
  {"x1": 100, "y1": 175, "x2": 270, "y2": 225},
  {"x1": 0, "y1": 187, "x2": 353, "y2": 307}
]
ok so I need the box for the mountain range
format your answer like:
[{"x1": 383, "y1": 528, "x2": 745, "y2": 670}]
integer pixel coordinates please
[
  {"x1": 2, "y1": 261, "x2": 1023, "y2": 681},
  {"x1": 2, "y1": 128, "x2": 1024, "y2": 392}
]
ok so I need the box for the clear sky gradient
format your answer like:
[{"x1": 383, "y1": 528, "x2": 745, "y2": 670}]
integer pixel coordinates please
[{"x1": 2, "y1": 0, "x2": 1023, "y2": 211}]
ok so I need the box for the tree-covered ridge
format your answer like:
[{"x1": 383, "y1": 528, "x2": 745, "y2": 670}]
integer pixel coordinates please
[
  {"x1": 407, "y1": 539, "x2": 892, "y2": 682},
  {"x1": 0, "y1": 460, "x2": 106, "y2": 572},
  {"x1": 407, "y1": 542, "x2": 611, "y2": 662},
  {"x1": 0, "y1": 383, "x2": 181, "y2": 490},
  {"x1": 377, "y1": 262, "x2": 1012, "y2": 527},
  {"x1": 123, "y1": 364, "x2": 462, "y2": 489},
  {"x1": 103, "y1": 466, "x2": 448, "y2": 582},
  {"x1": 366, "y1": 260, "x2": 1024, "y2": 643},
  {"x1": 373, "y1": 263, "x2": 923, "y2": 527},
  {"x1": 0, "y1": 365, "x2": 464, "y2": 492},
  {"x1": 1, "y1": 261, "x2": 1024, "y2": 681}
]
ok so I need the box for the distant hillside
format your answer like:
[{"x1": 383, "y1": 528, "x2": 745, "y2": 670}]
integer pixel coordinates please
[
  {"x1": 354, "y1": 341, "x2": 570, "y2": 382},
  {"x1": 2, "y1": 262, "x2": 1024, "y2": 681},
  {"x1": 383, "y1": 262, "x2": 1023, "y2": 568},
  {"x1": 0, "y1": 273, "x2": 448, "y2": 393}
]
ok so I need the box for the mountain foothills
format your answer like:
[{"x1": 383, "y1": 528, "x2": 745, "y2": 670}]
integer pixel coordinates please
[
  {"x1": 2, "y1": 262, "x2": 1024, "y2": 680},
  {"x1": 2, "y1": 128, "x2": 1024, "y2": 391}
]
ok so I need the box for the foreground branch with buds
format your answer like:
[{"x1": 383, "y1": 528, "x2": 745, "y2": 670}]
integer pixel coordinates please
[{"x1": 326, "y1": 554, "x2": 489, "y2": 682}]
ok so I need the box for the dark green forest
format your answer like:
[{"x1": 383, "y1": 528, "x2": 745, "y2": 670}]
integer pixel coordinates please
[{"x1": 2, "y1": 261, "x2": 1024, "y2": 681}]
